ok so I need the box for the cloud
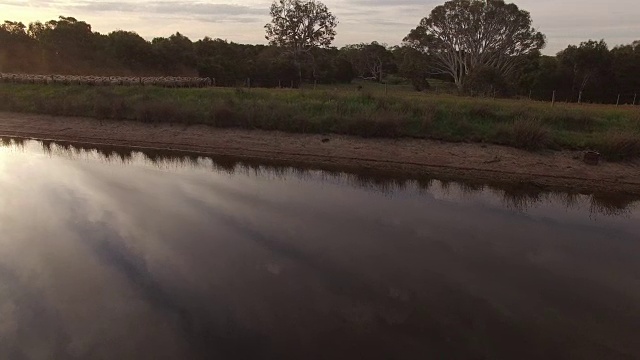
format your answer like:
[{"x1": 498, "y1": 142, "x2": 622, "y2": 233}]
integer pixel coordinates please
[{"x1": 62, "y1": 0, "x2": 266, "y2": 23}]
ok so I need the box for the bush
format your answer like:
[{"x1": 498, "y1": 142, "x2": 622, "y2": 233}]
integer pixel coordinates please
[
  {"x1": 494, "y1": 118, "x2": 550, "y2": 150},
  {"x1": 94, "y1": 97, "x2": 130, "y2": 119},
  {"x1": 544, "y1": 113, "x2": 597, "y2": 132},
  {"x1": 340, "y1": 110, "x2": 408, "y2": 138},
  {"x1": 593, "y1": 132, "x2": 640, "y2": 161},
  {"x1": 33, "y1": 97, "x2": 64, "y2": 116},
  {"x1": 135, "y1": 101, "x2": 194, "y2": 123},
  {"x1": 384, "y1": 75, "x2": 408, "y2": 86},
  {"x1": 210, "y1": 103, "x2": 243, "y2": 127},
  {"x1": 420, "y1": 105, "x2": 437, "y2": 134},
  {"x1": 468, "y1": 103, "x2": 496, "y2": 120},
  {"x1": 0, "y1": 93, "x2": 17, "y2": 111}
]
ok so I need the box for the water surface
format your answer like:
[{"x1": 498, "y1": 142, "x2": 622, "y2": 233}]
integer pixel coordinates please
[{"x1": 1, "y1": 138, "x2": 639, "y2": 360}]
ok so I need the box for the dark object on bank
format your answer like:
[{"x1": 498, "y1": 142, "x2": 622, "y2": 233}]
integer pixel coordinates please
[
  {"x1": 584, "y1": 151, "x2": 601, "y2": 165},
  {"x1": 322, "y1": 138, "x2": 330, "y2": 143}
]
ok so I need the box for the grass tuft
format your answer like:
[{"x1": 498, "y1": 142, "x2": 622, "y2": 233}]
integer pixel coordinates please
[
  {"x1": 468, "y1": 103, "x2": 496, "y2": 120},
  {"x1": 210, "y1": 103, "x2": 243, "y2": 127},
  {"x1": 593, "y1": 132, "x2": 640, "y2": 161},
  {"x1": 135, "y1": 101, "x2": 198, "y2": 123},
  {"x1": 495, "y1": 118, "x2": 551, "y2": 150}
]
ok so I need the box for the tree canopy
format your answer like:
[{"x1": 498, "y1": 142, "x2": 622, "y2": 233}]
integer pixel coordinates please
[
  {"x1": 265, "y1": 0, "x2": 337, "y2": 51},
  {"x1": 404, "y1": 0, "x2": 546, "y2": 91},
  {"x1": 341, "y1": 42, "x2": 394, "y2": 82},
  {"x1": 265, "y1": 0, "x2": 338, "y2": 85},
  {"x1": 558, "y1": 40, "x2": 612, "y2": 94}
]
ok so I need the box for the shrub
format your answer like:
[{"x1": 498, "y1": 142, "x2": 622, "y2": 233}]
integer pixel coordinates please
[
  {"x1": 352, "y1": 110, "x2": 408, "y2": 138},
  {"x1": 384, "y1": 75, "x2": 408, "y2": 86},
  {"x1": 93, "y1": 97, "x2": 129, "y2": 119},
  {"x1": 93, "y1": 98, "x2": 112, "y2": 119},
  {"x1": 111, "y1": 98, "x2": 130, "y2": 119},
  {"x1": 546, "y1": 113, "x2": 597, "y2": 132},
  {"x1": 593, "y1": 132, "x2": 640, "y2": 161},
  {"x1": 33, "y1": 97, "x2": 64, "y2": 116},
  {"x1": 0, "y1": 93, "x2": 17, "y2": 111},
  {"x1": 421, "y1": 106, "x2": 437, "y2": 134},
  {"x1": 468, "y1": 103, "x2": 496, "y2": 120},
  {"x1": 210, "y1": 103, "x2": 243, "y2": 127},
  {"x1": 494, "y1": 118, "x2": 550, "y2": 150},
  {"x1": 135, "y1": 101, "x2": 193, "y2": 123},
  {"x1": 358, "y1": 91, "x2": 375, "y2": 103}
]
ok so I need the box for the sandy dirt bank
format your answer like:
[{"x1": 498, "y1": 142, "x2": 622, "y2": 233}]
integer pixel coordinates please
[{"x1": 1, "y1": 111, "x2": 638, "y2": 194}]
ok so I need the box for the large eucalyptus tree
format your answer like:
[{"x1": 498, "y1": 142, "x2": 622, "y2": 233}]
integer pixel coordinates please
[
  {"x1": 265, "y1": 0, "x2": 338, "y2": 85},
  {"x1": 404, "y1": 0, "x2": 545, "y2": 92}
]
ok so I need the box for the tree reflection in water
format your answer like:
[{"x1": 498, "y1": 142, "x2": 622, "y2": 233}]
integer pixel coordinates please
[{"x1": 0, "y1": 135, "x2": 637, "y2": 218}]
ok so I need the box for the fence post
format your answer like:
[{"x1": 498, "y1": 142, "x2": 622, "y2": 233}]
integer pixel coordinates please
[
  {"x1": 278, "y1": 80, "x2": 281, "y2": 88},
  {"x1": 247, "y1": 78, "x2": 251, "y2": 88},
  {"x1": 314, "y1": 80, "x2": 317, "y2": 90},
  {"x1": 552, "y1": 90, "x2": 556, "y2": 106},
  {"x1": 385, "y1": 83, "x2": 388, "y2": 96},
  {"x1": 291, "y1": 80, "x2": 294, "y2": 89},
  {"x1": 616, "y1": 94, "x2": 621, "y2": 107},
  {"x1": 578, "y1": 91, "x2": 582, "y2": 105},
  {"x1": 528, "y1": 90, "x2": 532, "y2": 100},
  {"x1": 633, "y1": 93, "x2": 637, "y2": 106}
]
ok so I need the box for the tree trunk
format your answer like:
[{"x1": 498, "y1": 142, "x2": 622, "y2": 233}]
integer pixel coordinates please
[
  {"x1": 455, "y1": 78, "x2": 464, "y2": 93},
  {"x1": 293, "y1": 51, "x2": 302, "y2": 88}
]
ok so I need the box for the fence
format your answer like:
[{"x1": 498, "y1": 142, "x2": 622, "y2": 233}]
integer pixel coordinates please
[{"x1": 526, "y1": 89, "x2": 639, "y2": 107}]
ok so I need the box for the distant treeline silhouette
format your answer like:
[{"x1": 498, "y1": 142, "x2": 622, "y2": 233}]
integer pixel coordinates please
[{"x1": 1, "y1": 16, "x2": 638, "y2": 104}]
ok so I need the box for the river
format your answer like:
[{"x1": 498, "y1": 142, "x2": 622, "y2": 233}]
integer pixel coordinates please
[{"x1": 1, "y1": 137, "x2": 639, "y2": 359}]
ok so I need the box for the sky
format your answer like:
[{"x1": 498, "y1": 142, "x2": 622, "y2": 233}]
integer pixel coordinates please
[{"x1": 1, "y1": 0, "x2": 639, "y2": 54}]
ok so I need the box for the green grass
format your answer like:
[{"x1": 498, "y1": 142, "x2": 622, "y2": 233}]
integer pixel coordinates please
[{"x1": 1, "y1": 82, "x2": 639, "y2": 160}]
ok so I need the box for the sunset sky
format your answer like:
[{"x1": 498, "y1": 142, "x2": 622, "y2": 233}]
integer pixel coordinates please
[{"x1": 1, "y1": 0, "x2": 638, "y2": 54}]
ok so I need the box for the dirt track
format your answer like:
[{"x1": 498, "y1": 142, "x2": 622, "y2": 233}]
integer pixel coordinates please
[{"x1": 1, "y1": 111, "x2": 639, "y2": 194}]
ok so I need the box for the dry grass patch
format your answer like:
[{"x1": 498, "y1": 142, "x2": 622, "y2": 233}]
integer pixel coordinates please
[
  {"x1": 594, "y1": 132, "x2": 640, "y2": 161},
  {"x1": 495, "y1": 118, "x2": 551, "y2": 150}
]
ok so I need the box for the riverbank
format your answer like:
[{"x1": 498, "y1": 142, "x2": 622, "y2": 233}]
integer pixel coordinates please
[
  {"x1": 1, "y1": 84, "x2": 640, "y2": 161},
  {"x1": 1, "y1": 111, "x2": 639, "y2": 194}
]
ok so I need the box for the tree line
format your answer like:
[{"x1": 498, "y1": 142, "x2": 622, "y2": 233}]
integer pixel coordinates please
[{"x1": 1, "y1": 0, "x2": 638, "y2": 104}]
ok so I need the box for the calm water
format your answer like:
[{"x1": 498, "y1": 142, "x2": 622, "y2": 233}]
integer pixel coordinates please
[{"x1": 1, "y1": 138, "x2": 639, "y2": 360}]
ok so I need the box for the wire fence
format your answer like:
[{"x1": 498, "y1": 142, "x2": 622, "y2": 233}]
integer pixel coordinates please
[{"x1": 526, "y1": 90, "x2": 639, "y2": 106}]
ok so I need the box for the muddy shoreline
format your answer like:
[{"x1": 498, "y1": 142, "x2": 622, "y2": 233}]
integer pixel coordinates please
[{"x1": 1, "y1": 111, "x2": 639, "y2": 194}]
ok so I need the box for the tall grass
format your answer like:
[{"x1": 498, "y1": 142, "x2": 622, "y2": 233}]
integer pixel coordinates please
[
  {"x1": 592, "y1": 132, "x2": 640, "y2": 161},
  {"x1": 494, "y1": 118, "x2": 551, "y2": 150},
  {"x1": 1, "y1": 83, "x2": 639, "y2": 160}
]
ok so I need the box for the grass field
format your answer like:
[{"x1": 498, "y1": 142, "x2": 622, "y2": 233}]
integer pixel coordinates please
[{"x1": 1, "y1": 82, "x2": 639, "y2": 160}]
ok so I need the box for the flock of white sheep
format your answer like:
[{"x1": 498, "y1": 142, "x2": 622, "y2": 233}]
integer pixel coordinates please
[{"x1": 0, "y1": 73, "x2": 214, "y2": 88}]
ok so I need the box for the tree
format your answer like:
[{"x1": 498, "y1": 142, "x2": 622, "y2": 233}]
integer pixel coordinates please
[
  {"x1": 404, "y1": 0, "x2": 545, "y2": 92},
  {"x1": 392, "y1": 46, "x2": 431, "y2": 91},
  {"x1": 611, "y1": 41, "x2": 640, "y2": 95},
  {"x1": 0, "y1": 21, "x2": 37, "y2": 72},
  {"x1": 557, "y1": 40, "x2": 612, "y2": 99},
  {"x1": 106, "y1": 31, "x2": 153, "y2": 72},
  {"x1": 341, "y1": 42, "x2": 393, "y2": 82},
  {"x1": 29, "y1": 16, "x2": 99, "y2": 73},
  {"x1": 151, "y1": 32, "x2": 197, "y2": 75},
  {"x1": 265, "y1": 0, "x2": 338, "y2": 85}
]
